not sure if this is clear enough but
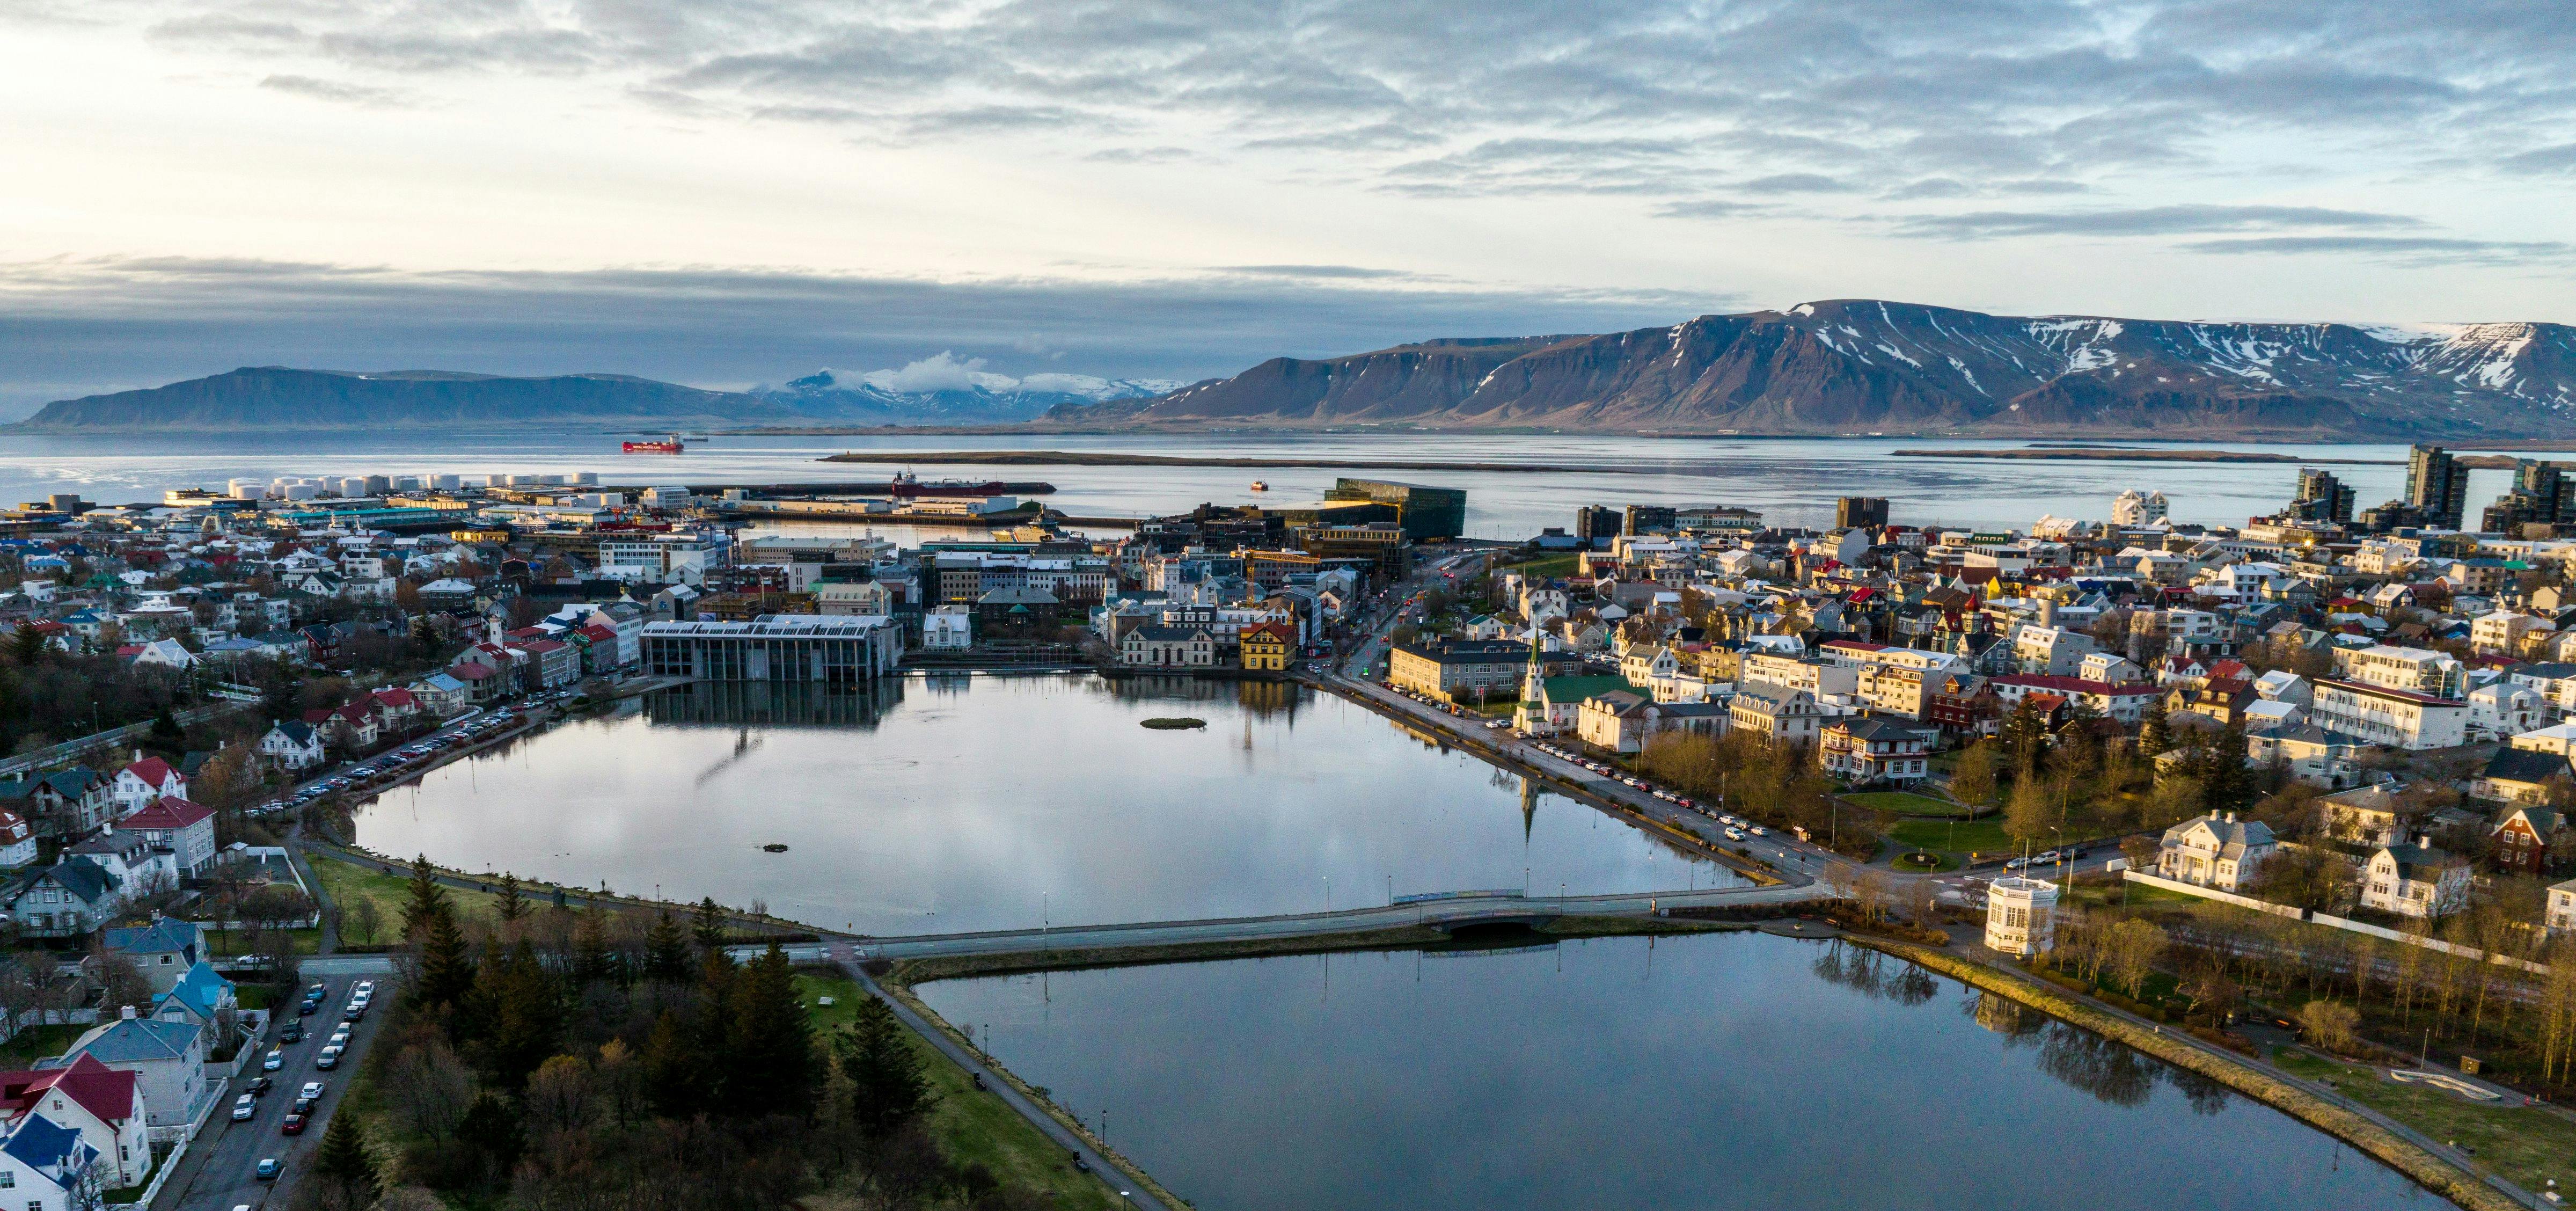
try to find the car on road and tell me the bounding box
[279,1024,304,1044]
[1725,828,1746,841]
[1748,826,1767,836]
[292,1097,316,1117]
[261,1049,283,1071]
[316,1049,340,1070]
[255,1159,281,1181]
[295,998,318,1017]
[231,1093,257,1121]
[246,1076,272,1097]
[300,1081,325,1101]
[281,1114,307,1135]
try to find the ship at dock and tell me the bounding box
[887,471,1007,498]
[623,435,685,454]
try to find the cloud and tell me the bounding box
[2176,236,2574,265]
[0,256,1728,416]
[258,74,412,107]
[856,351,1009,394]
[1736,173,1855,194]
[1211,265,1414,279]
[1655,199,1771,219]
[1898,204,2426,239]
[2502,143,2576,176]
[1085,145,1194,164]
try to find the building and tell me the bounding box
[639,615,903,683]
[2361,838,2470,918]
[2,863,118,939]
[0,1113,104,1211]
[2332,645,2466,700]
[1835,497,1890,529]
[1321,478,1464,541]
[2491,807,2566,876]
[1238,621,1293,672]
[0,1053,148,1188]
[2290,468,2357,524]
[921,605,972,651]
[1818,717,1928,785]
[2112,490,2169,526]
[101,918,201,995]
[106,757,185,818]
[2550,878,2576,937]
[0,810,32,871]
[2318,784,2407,847]
[1515,674,1634,736]
[51,1011,209,1134]
[1728,685,1823,746]
[255,720,326,771]
[2475,746,2568,805]
[1984,877,2059,958]
[1119,625,1215,669]
[2309,680,2469,750]
[2405,444,2467,530]
[2156,812,2277,892]
[1388,639,1528,704]
[109,798,217,880]
[1575,691,1726,755]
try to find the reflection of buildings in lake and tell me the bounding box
[642,679,903,729]
[1973,990,2036,1037]
[1232,679,1300,719]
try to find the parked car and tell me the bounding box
[315,1051,339,1070]
[256,1158,281,1181]
[300,1081,325,1100]
[292,1097,316,1117]
[262,1049,283,1071]
[281,1114,306,1135]
[231,1094,257,1121]
[279,1024,304,1044]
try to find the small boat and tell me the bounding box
[760,843,789,853]
[1249,480,1269,492]
[623,436,685,454]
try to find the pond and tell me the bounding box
[353,674,1741,935]
[919,931,2434,1211]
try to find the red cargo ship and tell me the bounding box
[622,436,685,454]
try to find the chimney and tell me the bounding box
[119,1004,136,1020]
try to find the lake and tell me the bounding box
[919,931,2434,1211]
[350,673,1741,935]
[0,429,2524,534]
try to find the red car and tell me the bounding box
[281,1114,308,1135]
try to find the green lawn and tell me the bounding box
[1846,791,1967,816]
[2275,1051,2576,1196]
[796,976,1123,1210]
[1890,816,2017,853]
[0,1024,78,1067]
[1892,851,1960,873]
[306,852,506,940]
[1498,553,1579,580]
[203,927,321,957]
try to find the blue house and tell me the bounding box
[0,1113,103,1211]
[102,918,202,995]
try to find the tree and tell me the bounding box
[730,942,816,1118]
[384,1036,475,1142]
[345,897,384,947]
[2138,700,2172,756]
[494,873,528,924]
[402,855,450,939]
[2296,1000,2361,1054]
[2148,775,2205,829]
[692,896,728,954]
[470,939,561,1089]
[2003,778,2053,848]
[311,1107,380,1202]
[643,910,691,984]
[2104,919,2168,998]
[9,623,47,668]
[90,952,153,1020]
[523,1054,598,1140]
[2001,698,2047,776]
[453,1092,522,1191]
[572,910,616,987]
[839,995,933,1138]
[1949,742,1999,809]
[413,901,476,1014]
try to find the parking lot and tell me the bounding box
[173,975,396,1210]
[250,692,576,819]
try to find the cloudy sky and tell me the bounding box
[3,0,2572,411]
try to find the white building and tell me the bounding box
[2309,680,2470,750]
[2331,645,2467,700]
[2361,840,2470,919]
[1984,877,2059,958]
[2112,490,2169,527]
[922,605,973,651]
[2156,812,2277,892]
[2548,878,2576,937]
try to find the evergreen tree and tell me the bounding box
[471,939,563,1089]
[2210,721,2253,811]
[643,911,691,984]
[9,623,46,667]
[312,1107,380,1199]
[839,995,932,1138]
[2002,698,2046,777]
[454,1092,523,1190]
[642,1009,703,1118]
[402,855,451,939]
[494,872,528,924]
[730,942,816,1118]
[572,910,616,987]
[692,896,729,953]
[2138,700,2172,756]
[413,900,478,1014]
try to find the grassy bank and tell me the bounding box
[1866,939,2526,1211]
[306,851,504,939]
[2275,1051,2576,1197]
[795,974,1123,1210]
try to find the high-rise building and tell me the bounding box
[1321,478,1465,541]
[1622,505,1678,535]
[2480,459,2576,534]
[2111,490,2169,526]
[2290,468,2355,524]
[1835,496,1890,529]
[1573,506,1622,545]
[2404,444,2467,529]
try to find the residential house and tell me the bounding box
[0,1114,104,1210]
[408,673,472,719]
[2361,838,2471,918]
[1728,685,1824,746]
[109,798,216,880]
[0,1054,148,1188]
[1119,626,1214,669]
[2470,681,2546,740]
[1,863,118,939]
[921,605,973,651]
[2308,680,2469,750]
[100,918,201,995]
[0,770,109,842]
[106,757,184,818]
[1238,622,1293,673]
[2548,877,2576,937]
[2318,784,2409,847]
[2167,676,2259,727]
[254,720,326,771]
[2245,724,2365,790]
[2156,811,2277,892]
[50,1010,209,1134]
[0,811,32,870]
[149,962,236,1046]
[2492,807,2567,876]
[2476,746,2570,806]
[1575,690,1726,755]
[1818,717,1929,785]
[1924,673,2002,739]
[1514,674,1635,736]
[1988,675,2163,724]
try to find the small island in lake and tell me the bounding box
[1140,717,1208,730]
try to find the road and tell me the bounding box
[171,975,394,1211]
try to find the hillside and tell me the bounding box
[15,367,784,432]
[1049,302,2576,439]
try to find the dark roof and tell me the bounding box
[2483,747,2570,785]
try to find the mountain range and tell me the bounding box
[1050,301,2576,439]
[20,301,2576,437]
[12,366,1176,431]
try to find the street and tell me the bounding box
[172,975,396,1211]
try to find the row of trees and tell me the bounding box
[1636,729,1883,857]
[319,863,1026,1211]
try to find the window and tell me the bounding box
[0,1172,13,1187]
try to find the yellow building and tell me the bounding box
[1240,622,1293,672]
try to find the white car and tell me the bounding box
[231,1093,257,1121]
[1748,826,1767,836]
[261,1049,283,1071]
[300,1081,325,1101]
[1725,827,1746,841]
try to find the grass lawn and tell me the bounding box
[1890,816,2016,853]
[306,852,506,939]
[796,975,1122,1210]
[2275,1051,2576,1195]
[203,927,321,957]
[0,1024,78,1067]
[1891,851,1961,873]
[1845,791,1966,816]
[1497,553,1579,580]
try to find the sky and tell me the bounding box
[3,0,2573,413]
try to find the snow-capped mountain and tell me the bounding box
[1053,302,2576,437]
[759,354,1180,425]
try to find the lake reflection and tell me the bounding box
[354,674,1739,935]
[921,932,2428,1211]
